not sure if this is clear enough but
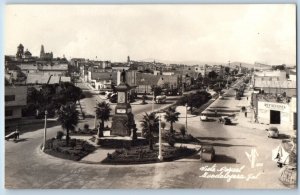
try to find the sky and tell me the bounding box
[4,4,296,65]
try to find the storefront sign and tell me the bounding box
[258,101,289,112]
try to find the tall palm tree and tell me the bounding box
[57,103,79,146]
[164,107,180,134]
[96,101,111,137]
[140,112,159,150]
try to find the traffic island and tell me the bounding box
[101,145,197,165]
[43,138,96,161]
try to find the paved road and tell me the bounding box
[5,81,288,189]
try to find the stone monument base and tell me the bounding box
[110,115,131,136]
[95,136,148,148]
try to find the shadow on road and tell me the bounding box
[196,137,246,141]
[199,141,254,148]
[276,134,291,140]
[210,106,229,109]
[213,154,237,164]
[7,138,29,143]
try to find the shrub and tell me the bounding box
[168,137,176,147]
[56,131,64,140]
[83,123,89,131]
[179,126,186,137]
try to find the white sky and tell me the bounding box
[5,4,296,65]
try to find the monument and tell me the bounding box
[110,70,135,136]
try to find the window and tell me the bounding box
[5,109,13,116]
[5,95,15,102]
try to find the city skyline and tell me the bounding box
[5,4,296,65]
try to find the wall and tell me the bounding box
[5,86,27,119]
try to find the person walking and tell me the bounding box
[245,112,247,118]
[214,110,217,117]
[14,127,20,141]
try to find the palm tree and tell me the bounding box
[96,101,111,137]
[57,103,79,146]
[164,107,180,134]
[140,112,159,150]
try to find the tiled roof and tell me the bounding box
[136,73,160,86]
[40,63,68,71]
[254,80,296,89]
[26,73,71,84]
[91,72,118,82]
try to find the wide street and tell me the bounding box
[5,81,288,189]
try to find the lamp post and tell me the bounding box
[94,100,98,129]
[157,111,163,161]
[42,110,48,151]
[152,90,154,112]
[185,103,188,130]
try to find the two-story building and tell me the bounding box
[5,85,27,120]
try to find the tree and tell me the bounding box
[140,112,159,150]
[161,121,166,131]
[187,91,212,113]
[152,86,162,101]
[224,67,230,74]
[208,71,218,80]
[96,101,111,137]
[57,103,79,146]
[213,85,222,94]
[179,126,186,137]
[164,107,180,134]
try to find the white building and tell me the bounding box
[254,95,297,132]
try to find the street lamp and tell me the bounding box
[156,111,164,161]
[152,90,155,112]
[185,103,188,131]
[42,110,48,151]
[94,100,98,129]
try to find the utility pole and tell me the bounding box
[42,110,48,151]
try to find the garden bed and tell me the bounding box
[94,137,149,148]
[101,145,196,164]
[162,131,200,144]
[44,138,96,161]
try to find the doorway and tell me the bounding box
[270,110,281,124]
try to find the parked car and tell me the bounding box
[155,95,166,103]
[200,145,215,162]
[218,116,232,125]
[200,115,208,121]
[267,127,279,138]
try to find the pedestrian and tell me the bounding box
[14,127,20,140]
[247,97,248,100]
[245,112,247,118]
[215,110,217,117]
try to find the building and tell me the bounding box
[26,73,71,85]
[40,45,53,60]
[88,71,118,90]
[252,70,296,97]
[252,93,297,132]
[38,63,68,76]
[5,86,27,120]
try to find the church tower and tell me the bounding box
[16,44,24,59]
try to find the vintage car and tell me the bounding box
[200,145,215,162]
[218,116,232,125]
[267,126,279,138]
[200,115,208,121]
[155,95,167,104]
